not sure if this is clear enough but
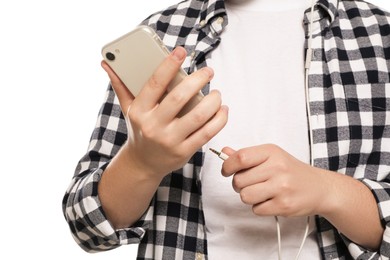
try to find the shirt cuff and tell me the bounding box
[343,178,390,258]
[70,167,153,248]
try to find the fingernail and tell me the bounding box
[172,47,186,61]
[221,105,229,113]
[202,67,214,79]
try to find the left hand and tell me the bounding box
[221,144,329,217]
[222,144,384,249]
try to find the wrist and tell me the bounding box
[121,141,168,182]
[314,169,362,219]
[312,169,383,249]
[312,169,344,217]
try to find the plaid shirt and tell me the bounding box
[63,0,390,259]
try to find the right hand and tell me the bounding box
[101,46,228,178]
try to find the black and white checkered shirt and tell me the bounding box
[63,0,390,259]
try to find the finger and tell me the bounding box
[232,167,269,193]
[181,105,229,151]
[252,200,276,216]
[156,67,214,121]
[101,60,134,113]
[243,182,293,217]
[173,89,222,139]
[222,146,270,177]
[221,147,236,157]
[135,46,187,112]
[239,183,274,207]
[252,199,283,217]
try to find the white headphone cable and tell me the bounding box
[277,0,316,259]
[275,216,311,260]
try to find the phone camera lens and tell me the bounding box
[106,52,115,61]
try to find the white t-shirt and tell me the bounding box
[201,0,321,259]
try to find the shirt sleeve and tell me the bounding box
[340,179,390,259]
[62,85,153,252]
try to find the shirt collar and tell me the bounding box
[198,0,227,28]
[317,0,339,23]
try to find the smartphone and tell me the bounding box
[101,25,203,117]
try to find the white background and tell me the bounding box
[0,0,389,259]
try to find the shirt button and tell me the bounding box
[313,49,321,59]
[216,17,224,24]
[190,51,196,59]
[195,253,203,260]
[199,20,206,27]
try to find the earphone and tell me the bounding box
[275,0,316,259]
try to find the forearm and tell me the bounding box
[318,169,383,250]
[98,142,164,229]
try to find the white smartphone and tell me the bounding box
[101,25,203,117]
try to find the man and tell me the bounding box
[63,0,390,259]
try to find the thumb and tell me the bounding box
[101,60,134,114]
[221,146,236,157]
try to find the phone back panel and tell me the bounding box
[101,25,203,117]
[102,26,184,96]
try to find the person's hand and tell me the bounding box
[221,144,329,217]
[101,46,228,178]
